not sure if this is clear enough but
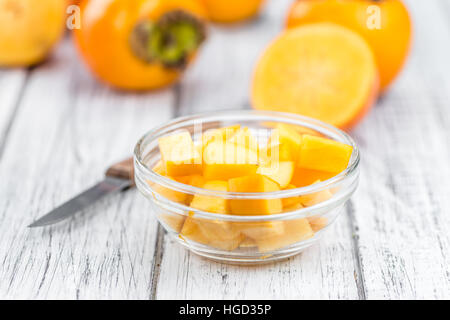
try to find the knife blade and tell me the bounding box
[28,157,135,228]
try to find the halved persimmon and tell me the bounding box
[251,23,379,130]
[286,0,412,92]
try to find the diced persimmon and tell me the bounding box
[203,141,258,180]
[189,181,228,213]
[197,219,243,251]
[307,216,328,232]
[172,173,205,190]
[150,178,190,204]
[300,189,333,206]
[258,141,281,166]
[194,143,203,163]
[185,182,243,251]
[268,124,302,162]
[239,237,257,248]
[174,174,206,188]
[173,175,192,185]
[283,202,304,212]
[299,180,333,207]
[158,131,202,176]
[227,127,259,151]
[276,124,303,151]
[228,174,283,215]
[255,218,314,253]
[291,167,336,187]
[180,216,210,246]
[180,214,244,251]
[150,161,190,204]
[208,233,245,251]
[252,23,379,130]
[152,160,166,175]
[159,212,186,233]
[235,221,285,240]
[299,135,353,173]
[256,161,295,188]
[282,184,302,208]
[201,125,241,148]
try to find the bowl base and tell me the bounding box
[169,232,321,265]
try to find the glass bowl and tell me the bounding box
[134,110,360,264]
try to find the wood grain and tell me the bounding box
[349,0,450,299]
[0,69,28,158]
[0,0,449,300]
[0,40,175,299]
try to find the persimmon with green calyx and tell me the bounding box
[74,0,207,91]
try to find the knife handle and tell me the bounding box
[106,157,135,184]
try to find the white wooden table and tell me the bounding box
[0,0,449,300]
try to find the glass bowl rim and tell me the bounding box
[134,110,360,200]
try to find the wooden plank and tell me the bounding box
[350,0,450,299]
[0,69,28,157]
[0,39,175,299]
[157,215,359,299]
[155,0,360,299]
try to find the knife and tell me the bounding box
[28,157,135,228]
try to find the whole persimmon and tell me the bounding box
[0,0,66,67]
[199,0,265,23]
[73,0,208,90]
[286,0,412,92]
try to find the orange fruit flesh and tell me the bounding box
[152,123,353,252]
[252,23,379,130]
[285,0,412,92]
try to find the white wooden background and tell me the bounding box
[0,0,449,300]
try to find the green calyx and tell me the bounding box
[130,10,206,69]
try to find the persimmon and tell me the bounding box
[0,0,66,67]
[251,23,379,130]
[199,0,265,23]
[73,0,207,90]
[286,0,412,92]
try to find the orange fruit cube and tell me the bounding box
[307,216,328,232]
[203,141,259,180]
[180,214,244,251]
[235,221,285,241]
[298,135,353,173]
[257,161,295,188]
[159,212,186,233]
[227,127,259,151]
[228,174,283,215]
[189,181,229,213]
[268,124,303,162]
[201,125,241,149]
[255,218,314,253]
[299,180,333,207]
[291,167,336,187]
[281,184,302,209]
[158,131,202,177]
